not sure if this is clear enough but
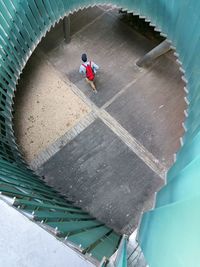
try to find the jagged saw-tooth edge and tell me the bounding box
[8,2,189,213]
[13,2,93,86]
[160,33,167,38]
[179,67,185,74]
[126,10,134,14]
[182,122,187,132]
[176,59,183,66]
[180,137,184,147]
[154,27,161,32]
[184,86,189,94]
[182,75,188,84]
[184,96,190,105]
[173,153,177,163]
[184,109,188,117]
[174,51,179,57]
[138,13,147,19]
[149,22,156,27]
[121,8,128,12]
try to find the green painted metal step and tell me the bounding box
[67,226,112,250]
[33,210,92,221]
[47,220,103,236]
[89,232,121,261]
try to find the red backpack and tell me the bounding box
[82,61,95,81]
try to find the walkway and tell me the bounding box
[14,6,186,234]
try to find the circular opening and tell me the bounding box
[13,6,186,234]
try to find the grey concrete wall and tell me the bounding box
[0,198,94,267]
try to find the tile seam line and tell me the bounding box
[101,78,139,109]
[101,56,172,109]
[37,8,108,55]
[37,46,163,113]
[70,7,116,38]
[37,49,167,179]
[30,112,97,171]
[63,86,167,179]
[98,110,166,180]
[101,60,159,110]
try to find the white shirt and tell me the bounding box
[79,61,99,75]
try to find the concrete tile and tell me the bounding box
[106,55,186,168]
[70,7,105,35]
[39,119,163,233]
[45,11,155,107]
[38,7,104,53]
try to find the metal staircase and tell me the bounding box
[0,160,121,264]
[0,0,199,266]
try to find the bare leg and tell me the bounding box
[85,78,97,92]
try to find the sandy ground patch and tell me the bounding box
[14,51,90,163]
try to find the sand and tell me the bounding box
[14,51,90,163]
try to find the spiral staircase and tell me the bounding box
[0,0,199,266]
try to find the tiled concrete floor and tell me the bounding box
[38,119,163,233]
[16,7,186,234]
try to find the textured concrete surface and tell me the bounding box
[44,9,155,107]
[14,7,186,234]
[31,112,97,170]
[106,54,185,168]
[39,6,185,168]
[38,119,163,233]
[38,7,104,53]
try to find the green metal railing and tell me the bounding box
[0,0,199,266]
[0,1,122,263]
[0,157,121,262]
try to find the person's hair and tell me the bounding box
[81,53,87,62]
